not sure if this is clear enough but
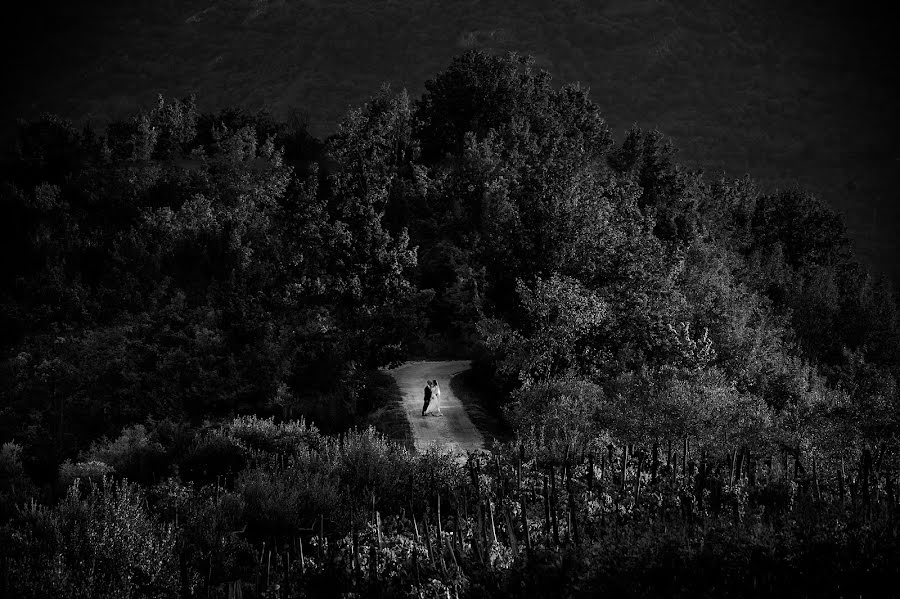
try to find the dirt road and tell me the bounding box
[385,360,485,456]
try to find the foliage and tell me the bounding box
[1,49,899,597]
[1,478,179,599]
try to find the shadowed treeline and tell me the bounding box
[0,50,898,597]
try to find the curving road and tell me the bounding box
[385,360,485,456]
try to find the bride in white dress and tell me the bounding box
[426,379,443,416]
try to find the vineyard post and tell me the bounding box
[812,456,822,504]
[838,456,845,506]
[542,475,551,543]
[652,441,659,483]
[298,537,305,576]
[319,516,324,562]
[671,451,678,485]
[587,453,594,493]
[862,448,872,516]
[369,543,378,585]
[518,447,531,551]
[376,511,383,549]
[634,452,644,499]
[352,511,360,586]
[550,467,560,547]
[423,510,435,565]
[667,439,673,469]
[563,461,571,544]
[607,444,614,483]
[475,502,485,563]
[566,459,578,545]
[284,551,290,599]
[488,498,498,545]
[503,506,519,554]
[748,452,756,486]
[435,498,447,572]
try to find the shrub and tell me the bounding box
[0,441,36,520]
[1,478,179,599]
[177,432,246,484]
[58,460,114,489]
[237,465,342,539]
[225,415,323,455]
[80,424,169,484]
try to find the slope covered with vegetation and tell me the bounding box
[6,0,897,282]
[0,51,898,597]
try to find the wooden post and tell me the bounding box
[549,468,560,547]
[376,511,383,549]
[352,516,360,583]
[748,452,756,486]
[812,456,821,503]
[542,475,551,543]
[435,498,446,571]
[454,504,466,557]
[634,452,644,499]
[730,448,739,485]
[495,453,504,501]
[620,445,628,492]
[503,507,519,554]
[667,439,673,468]
[298,537,305,575]
[838,457,845,505]
[423,510,434,564]
[607,444,614,482]
[862,448,872,515]
[587,453,594,493]
[682,438,688,478]
[651,442,659,483]
[488,499,498,545]
[566,460,578,545]
[319,516,324,561]
[475,503,485,563]
[672,451,678,484]
[518,448,531,551]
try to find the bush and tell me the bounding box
[58,460,114,489]
[177,432,246,484]
[237,466,342,539]
[225,415,323,455]
[80,424,169,484]
[1,478,179,599]
[0,441,36,520]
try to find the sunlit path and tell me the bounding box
[386,360,485,456]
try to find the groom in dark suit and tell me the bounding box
[422,381,432,416]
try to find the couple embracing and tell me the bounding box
[421,379,442,416]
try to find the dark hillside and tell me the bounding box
[3,0,897,279]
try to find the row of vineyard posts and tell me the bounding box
[185,439,896,598]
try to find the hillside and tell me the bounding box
[4,0,898,280]
[1,47,898,598]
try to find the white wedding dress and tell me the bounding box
[425,384,443,416]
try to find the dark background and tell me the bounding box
[3,0,897,280]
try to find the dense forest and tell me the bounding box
[1,51,898,597]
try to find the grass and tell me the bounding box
[450,368,514,447]
[357,370,414,450]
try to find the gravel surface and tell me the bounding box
[385,360,485,457]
